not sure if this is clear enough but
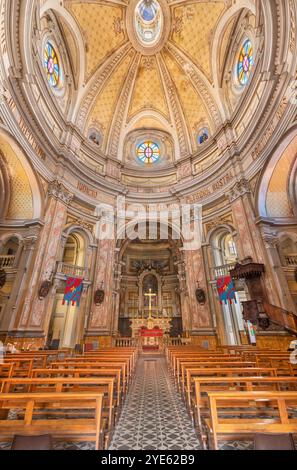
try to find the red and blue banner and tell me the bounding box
[216,275,236,305]
[62,277,83,306]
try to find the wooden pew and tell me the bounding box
[0,364,14,381]
[1,377,116,433]
[0,392,104,450]
[50,361,129,393]
[178,361,256,390]
[193,376,297,435]
[3,358,34,377]
[205,391,297,450]
[30,368,123,406]
[184,367,278,409]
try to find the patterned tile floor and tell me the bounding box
[109,354,201,450]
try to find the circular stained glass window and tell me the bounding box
[44,42,60,88]
[237,39,254,86]
[137,141,160,164]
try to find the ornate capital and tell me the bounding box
[48,180,74,205]
[228,178,251,203]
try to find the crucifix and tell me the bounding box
[144,288,157,320]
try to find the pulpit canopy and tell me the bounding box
[230,258,265,280]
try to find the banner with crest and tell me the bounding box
[216,275,236,305]
[62,277,84,306]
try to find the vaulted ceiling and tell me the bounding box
[54,0,253,159]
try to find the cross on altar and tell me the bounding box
[144,288,157,319]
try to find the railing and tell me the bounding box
[56,262,88,279]
[284,255,297,267]
[113,338,137,347]
[0,255,15,268]
[211,263,236,279]
[263,302,297,335]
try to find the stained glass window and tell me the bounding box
[44,42,60,88]
[237,39,254,86]
[197,128,209,145]
[137,141,160,164]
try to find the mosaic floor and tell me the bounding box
[109,354,201,450]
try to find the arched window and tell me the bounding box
[62,234,85,267]
[43,42,60,88]
[237,39,254,86]
[197,128,209,145]
[137,140,160,165]
[88,128,102,147]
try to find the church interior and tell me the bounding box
[0,0,297,452]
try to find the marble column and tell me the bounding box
[88,210,116,334]
[183,247,212,331]
[176,258,191,332]
[11,181,73,338]
[4,235,38,332]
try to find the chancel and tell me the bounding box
[0,0,297,454]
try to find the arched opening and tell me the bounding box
[117,225,183,343]
[210,227,246,345]
[277,235,297,310]
[47,232,86,349]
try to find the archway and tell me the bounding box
[116,229,183,340]
[209,226,246,345]
[47,232,87,349]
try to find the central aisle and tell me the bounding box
[109,354,201,450]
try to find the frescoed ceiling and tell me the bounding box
[57,0,251,158]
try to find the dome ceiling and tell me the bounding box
[57,0,250,160]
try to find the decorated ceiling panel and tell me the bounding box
[86,52,135,148]
[171,1,226,83]
[163,50,211,147]
[65,1,127,81]
[128,56,170,121]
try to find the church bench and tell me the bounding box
[184,367,278,410]
[219,346,281,355]
[51,359,130,387]
[80,353,135,375]
[0,377,116,432]
[30,368,123,406]
[50,361,129,393]
[193,376,297,434]
[0,364,14,380]
[204,391,297,450]
[0,392,105,450]
[83,348,138,368]
[178,361,257,390]
[172,354,246,377]
[254,356,297,375]
[3,351,69,368]
[3,358,35,377]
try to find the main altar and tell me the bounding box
[130,289,172,349]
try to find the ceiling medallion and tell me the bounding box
[126,0,171,55]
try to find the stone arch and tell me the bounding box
[212,0,257,111]
[0,130,43,220]
[256,128,297,218]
